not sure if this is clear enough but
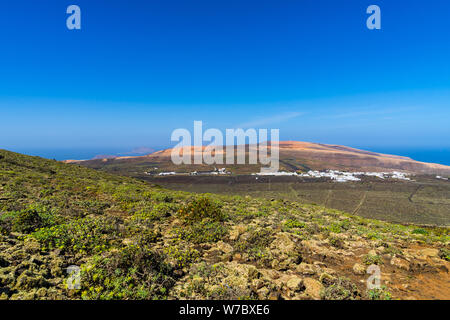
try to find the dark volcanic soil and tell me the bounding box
[138,175,450,227]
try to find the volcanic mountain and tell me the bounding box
[65,141,450,176]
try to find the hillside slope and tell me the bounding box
[1,149,449,300]
[68,141,450,175]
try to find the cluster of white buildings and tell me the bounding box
[151,168,231,176]
[299,170,363,182]
[253,171,299,177]
[190,168,231,175]
[436,175,449,181]
[158,171,176,176]
[148,168,425,182]
[253,170,413,182]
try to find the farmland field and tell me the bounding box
[137,174,450,226]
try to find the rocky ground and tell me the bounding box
[1,197,449,300]
[166,206,450,300]
[0,149,449,300]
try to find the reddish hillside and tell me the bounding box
[65,141,450,175]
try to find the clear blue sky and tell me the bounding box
[0,1,449,161]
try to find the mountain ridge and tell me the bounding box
[64,141,450,175]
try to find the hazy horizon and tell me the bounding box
[5,144,450,167]
[1,1,449,164]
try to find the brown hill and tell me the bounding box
[65,141,450,175]
[276,141,450,174]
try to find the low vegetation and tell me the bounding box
[0,149,449,300]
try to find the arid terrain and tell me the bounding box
[67,141,450,175]
[68,141,450,227]
[0,149,449,300]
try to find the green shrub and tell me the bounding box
[178,196,224,223]
[412,228,428,235]
[164,245,200,269]
[326,220,351,234]
[235,228,273,252]
[439,248,450,261]
[133,202,179,222]
[136,230,161,245]
[151,202,178,218]
[284,219,305,229]
[81,245,175,300]
[32,217,118,254]
[174,219,228,244]
[150,191,174,203]
[0,206,58,234]
[329,236,345,249]
[365,232,382,240]
[234,228,274,264]
[327,223,342,234]
[112,185,146,205]
[367,286,392,300]
[321,277,361,300]
[363,254,383,265]
[0,214,13,235]
[383,245,403,256]
[124,218,161,244]
[13,209,43,233]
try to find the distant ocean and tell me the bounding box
[360,147,450,166]
[5,147,450,167]
[7,148,143,162]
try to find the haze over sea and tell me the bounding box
[1,2,450,168]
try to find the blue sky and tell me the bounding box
[0,1,449,161]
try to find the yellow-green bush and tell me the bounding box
[32,217,118,254]
[178,196,224,223]
[81,245,175,300]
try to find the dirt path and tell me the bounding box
[324,189,333,207]
[408,185,422,203]
[352,191,367,215]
